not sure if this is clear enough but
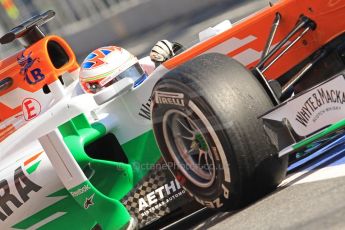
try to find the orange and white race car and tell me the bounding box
[0,0,345,229]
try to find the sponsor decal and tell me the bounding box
[155,91,185,106]
[84,194,95,209]
[138,179,184,216]
[22,98,41,121]
[0,166,42,221]
[17,52,45,85]
[138,98,151,120]
[70,185,91,197]
[295,88,345,127]
[263,75,345,136]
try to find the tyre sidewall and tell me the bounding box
[152,81,237,209]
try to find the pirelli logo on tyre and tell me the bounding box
[155,91,185,106]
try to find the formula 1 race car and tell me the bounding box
[1,0,345,229]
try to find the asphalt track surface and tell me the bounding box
[162,134,345,230]
[118,1,345,229]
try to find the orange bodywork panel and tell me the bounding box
[164,0,345,80]
[0,35,79,141]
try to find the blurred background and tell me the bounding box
[0,0,269,60]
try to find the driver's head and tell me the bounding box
[79,46,146,94]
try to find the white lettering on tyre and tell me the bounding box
[193,197,224,209]
[155,91,185,106]
[188,183,229,208]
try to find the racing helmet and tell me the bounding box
[79,46,147,94]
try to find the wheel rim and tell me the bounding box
[162,109,216,188]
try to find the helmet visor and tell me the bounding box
[86,63,146,94]
[104,62,146,88]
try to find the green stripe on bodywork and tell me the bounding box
[26,160,41,174]
[121,129,162,184]
[293,118,345,150]
[13,189,97,229]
